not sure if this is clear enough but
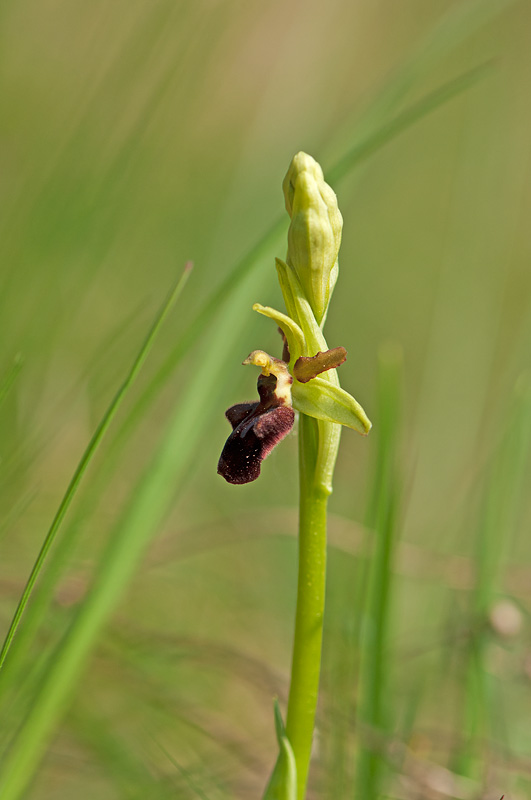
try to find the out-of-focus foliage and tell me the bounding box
[1,0,531,797]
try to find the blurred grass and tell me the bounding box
[1,0,531,798]
[354,343,403,800]
[0,263,191,678]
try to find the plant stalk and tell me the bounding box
[285,413,329,800]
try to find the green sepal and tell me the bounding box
[252,303,305,365]
[262,699,297,800]
[316,418,341,495]
[275,258,299,329]
[319,260,338,329]
[275,258,327,356]
[293,377,372,434]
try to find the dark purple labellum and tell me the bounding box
[217,373,294,485]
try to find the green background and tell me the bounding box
[1,0,531,797]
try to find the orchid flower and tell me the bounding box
[218,151,371,489]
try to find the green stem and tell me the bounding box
[285,413,329,800]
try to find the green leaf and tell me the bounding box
[262,700,297,800]
[293,376,371,434]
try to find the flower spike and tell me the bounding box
[218,151,371,487]
[218,152,372,800]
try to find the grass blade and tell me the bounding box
[355,343,403,800]
[0,354,23,410]
[328,62,491,185]
[0,262,192,674]
[458,374,531,779]
[0,262,272,798]
[329,0,519,169]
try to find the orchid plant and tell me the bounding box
[218,152,371,800]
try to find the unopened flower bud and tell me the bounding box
[282,152,343,324]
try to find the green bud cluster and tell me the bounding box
[282,152,343,325]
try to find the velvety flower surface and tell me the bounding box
[218,370,295,485]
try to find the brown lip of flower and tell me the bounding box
[217,343,353,485]
[217,372,295,485]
